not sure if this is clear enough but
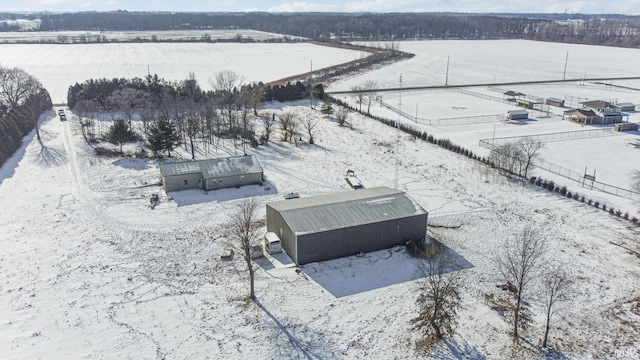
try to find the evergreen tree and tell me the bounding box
[146,117,181,157]
[103,119,138,155]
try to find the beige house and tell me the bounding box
[159,155,263,193]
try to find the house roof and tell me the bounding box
[508,109,529,115]
[564,108,599,117]
[616,102,635,107]
[547,97,564,103]
[267,187,428,235]
[159,155,263,179]
[504,90,524,96]
[580,100,613,109]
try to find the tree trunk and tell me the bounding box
[543,307,551,347]
[190,137,195,160]
[249,266,255,300]
[513,293,521,338]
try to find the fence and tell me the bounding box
[421,114,506,126]
[479,133,639,200]
[479,127,617,147]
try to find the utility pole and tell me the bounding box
[563,51,569,80]
[445,56,450,86]
[309,60,313,108]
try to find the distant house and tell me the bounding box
[159,155,263,193]
[579,100,619,114]
[562,108,603,125]
[507,109,529,120]
[266,187,428,265]
[546,97,565,107]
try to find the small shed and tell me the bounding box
[266,187,428,265]
[507,109,529,120]
[159,155,263,193]
[546,97,565,107]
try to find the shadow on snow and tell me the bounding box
[303,240,473,298]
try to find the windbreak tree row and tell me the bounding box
[68,72,324,158]
[0,66,51,167]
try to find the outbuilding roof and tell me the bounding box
[508,109,529,115]
[564,108,599,117]
[159,155,262,178]
[580,100,613,109]
[267,187,427,235]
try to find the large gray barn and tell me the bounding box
[159,155,263,192]
[266,187,428,265]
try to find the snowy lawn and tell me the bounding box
[1,99,638,359]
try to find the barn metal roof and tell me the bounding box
[159,155,262,178]
[267,187,428,235]
[507,109,529,115]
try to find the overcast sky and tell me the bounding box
[2,0,639,15]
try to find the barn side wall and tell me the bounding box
[163,173,204,192]
[205,172,263,190]
[266,204,298,263]
[295,214,428,265]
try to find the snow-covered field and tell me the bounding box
[0,42,366,104]
[0,39,639,359]
[0,29,298,43]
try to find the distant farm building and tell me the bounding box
[503,90,524,101]
[159,155,263,192]
[546,97,565,107]
[266,187,428,265]
[562,108,603,125]
[579,100,619,114]
[507,109,529,120]
[516,99,540,109]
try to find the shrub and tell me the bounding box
[602,204,607,212]
[559,186,567,196]
[529,176,537,184]
[632,217,639,225]
[566,191,572,199]
[536,177,543,186]
[624,212,629,220]
[615,209,622,217]
[573,193,579,200]
[588,199,593,205]
[546,181,555,191]
[593,201,599,208]
[609,208,615,215]
[580,195,585,202]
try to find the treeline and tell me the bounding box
[0,66,52,167]
[67,73,323,158]
[3,11,638,48]
[67,75,323,110]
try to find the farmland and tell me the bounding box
[0,37,639,359]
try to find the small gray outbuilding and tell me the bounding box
[266,187,428,265]
[507,109,529,120]
[159,155,263,193]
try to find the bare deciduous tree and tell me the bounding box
[210,70,244,130]
[302,113,319,144]
[516,137,543,179]
[496,225,547,339]
[225,198,262,300]
[351,85,365,112]
[262,113,275,144]
[361,80,378,115]
[279,111,296,142]
[411,251,464,341]
[541,264,573,348]
[0,66,43,109]
[335,107,349,127]
[631,169,640,193]
[490,142,523,176]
